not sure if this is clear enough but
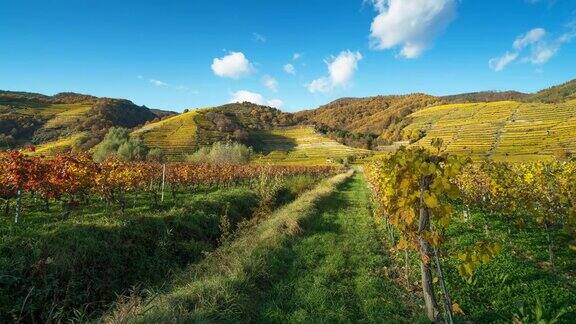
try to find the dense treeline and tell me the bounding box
[528,79,576,103]
[442,90,529,103]
[314,124,378,149]
[0,113,43,147]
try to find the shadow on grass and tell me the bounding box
[0,189,260,323]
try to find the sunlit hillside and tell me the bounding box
[254,126,369,165]
[134,110,199,158]
[403,99,576,161]
[32,132,87,155]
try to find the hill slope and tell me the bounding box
[528,79,576,103]
[0,91,163,153]
[253,126,369,165]
[403,99,576,161]
[3,78,576,161]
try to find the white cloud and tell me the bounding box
[149,79,168,87]
[306,77,332,94]
[489,24,575,71]
[293,53,302,60]
[513,28,546,50]
[530,44,557,64]
[229,90,283,108]
[267,99,284,108]
[252,32,266,42]
[262,75,278,92]
[138,76,196,93]
[328,50,363,87]
[306,50,363,93]
[368,0,456,58]
[211,52,254,79]
[489,52,519,72]
[283,63,296,75]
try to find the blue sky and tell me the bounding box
[1,0,575,112]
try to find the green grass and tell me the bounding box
[105,171,420,323]
[104,170,358,322]
[254,126,370,165]
[0,173,325,322]
[254,171,414,323]
[0,187,259,322]
[440,207,576,323]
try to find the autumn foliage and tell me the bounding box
[0,150,340,217]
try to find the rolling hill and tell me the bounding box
[0,90,171,153]
[134,102,297,159]
[295,79,576,161]
[2,78,575,162]
[133,102,368,163]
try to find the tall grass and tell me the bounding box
[104,170,354,323]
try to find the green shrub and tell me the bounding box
[187,141,253,164]
[93,127,158,162]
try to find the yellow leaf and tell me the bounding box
[452,303,465,315]
[433,277,439,284]
[463,263,474,277]
[424,192,439,209]
[569,244,576,252]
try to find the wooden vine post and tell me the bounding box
[417,172,440,321]
[161,163,166,203]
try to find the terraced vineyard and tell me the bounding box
[254,126,370,165]
[403,99,576,161]
[33,132,87,155]
[134,110,199,158]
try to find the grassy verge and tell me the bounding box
[0,174,323,322]
[105,170,355,323]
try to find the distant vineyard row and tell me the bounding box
[0,150,340,222]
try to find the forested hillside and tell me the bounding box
[528,79,576,103]
[0,91,170,153]
[295,94,445,148]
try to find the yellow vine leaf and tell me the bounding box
[424,192,439,209]
[452,303,465,315]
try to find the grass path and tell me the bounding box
[256,172,413,322]
[107,172,415,323]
